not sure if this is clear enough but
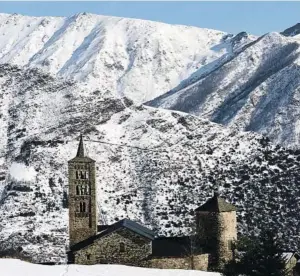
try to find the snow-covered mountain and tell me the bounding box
[0,12,255,103]
[3,12,300,149]
[148,28,300,148]
[1,64,300,262]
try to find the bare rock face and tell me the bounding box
[0,64,300,262]
[281,23,300,37]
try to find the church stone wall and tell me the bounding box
[196,211,219,248]
[68,160,97,247]
[148,254,209,270]
[73,228,152,266]
[217,211,237,264]
[196,211,237,268]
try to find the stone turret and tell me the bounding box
[195,192,237,268]
[68,135,97,247]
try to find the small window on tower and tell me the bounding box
[119,242,125,253]
[75,171,79,179]
[80,185,85,195]
[84,185,89,195]
[87,254,91,260]
[80,171,86,179]
[76,186,80,195]
[80,202,86,213]
[228,240,232,250]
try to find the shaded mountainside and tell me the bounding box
[147,32,300,148]
[0,12,256,103]
[281,23,300,37]
[0,65,300,262]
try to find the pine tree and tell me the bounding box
[223,230,288,276]
[250,230,286,276]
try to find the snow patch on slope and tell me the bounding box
[9,163,37,182]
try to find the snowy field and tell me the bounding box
[1,259,221,276]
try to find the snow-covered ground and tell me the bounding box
[0,259,221,276]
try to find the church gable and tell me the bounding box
[71,225,152,265]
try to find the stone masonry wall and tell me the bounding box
[74,228,152,266]
[196,211,219,252]
[148,254,209,270]
[68,160,97,247]
[217,211,237,264]
[196,211,237,268]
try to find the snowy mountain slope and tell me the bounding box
[0,13,256,103]
[1,259,221,276]
[148,31,300,148]
[5,12,300,149]
[1,65,300,262]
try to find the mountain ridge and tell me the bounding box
[0,64,300,262]
[148,31,300,148]
[0,12,257,103]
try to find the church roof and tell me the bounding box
[76,134,85,157]
[114,218,155,240]
[68,134,95,163]
[195,192,236,213]
[69,219,155,252]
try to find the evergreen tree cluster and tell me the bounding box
[223,230,289,276]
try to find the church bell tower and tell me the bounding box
[68,135,97,247]
[195,192,237,269]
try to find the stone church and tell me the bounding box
[67,136,237,270]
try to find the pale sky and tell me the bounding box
[0,2,299,35]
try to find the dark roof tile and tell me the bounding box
[68,135,95,163]
[195,193,236,212]
[70,219,155,252]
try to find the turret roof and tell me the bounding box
[68,135,95,163]
[195,192,236,212]
[76,134,85,157]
